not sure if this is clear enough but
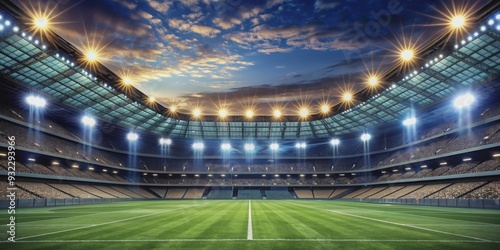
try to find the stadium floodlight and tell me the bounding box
[35,17,48,29]
[342,92,353,102]
[368,76,378,87]
[192,108,202,118]
[299,108,309,118]
[127,132,139,141]
[219,109,228,118]
[453,93,475,109]
[245,109,254,118]
[159,138,172,145]
[450,15,465,29]
[273,109,282,118]
[295,142,306,149]
[192,142,204,150]
[221,143,231,150]
[400,49,414,61]
[360,133,371,142]
[244,143,255,151]
[81,115,96,127]
[402,117,417,126]
[320,104,330,113]
[330,138,340,146]
[26,95,47,108]
[270,143,279,150]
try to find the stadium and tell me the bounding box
[0,0,499,249]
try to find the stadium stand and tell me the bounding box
[237,189,262,199]
[293,188,314,198]
[401,184,451,199]
[48,183,99,198]
[463,181,500,199]
[184,188,205,199]
[149,187,167,198]
[264,189,294,199]
[313,189,334,198]
[206,189,233,199]
[166,188,187,199]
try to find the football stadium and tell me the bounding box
[0,0,500,249]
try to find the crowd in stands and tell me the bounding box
[427,182,486,199]
[463,181,500,199]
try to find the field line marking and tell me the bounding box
[286,202,491,242]
[14,205,157,226]
[247,200,253,240]
[13,202,209,241]
[312,201,500,226]
[8,239,500,243]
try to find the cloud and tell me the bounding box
[190,24,221,38]
[258,47,293,54]
[146,0,171,12]
[112,0,137,10]
[173,74,358,114]
[276,65,286,69]
[213,17,242,29]
[314,0,340,11]
[137,10,153,20]
[169,18,221,38]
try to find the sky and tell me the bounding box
[14,0,490,115]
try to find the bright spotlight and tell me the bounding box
[127,132,139,141]
[401,49,414,61]
[402,117,417,126]
[192,108,202,118]
[246,109,254,118]
[148,96,156,103]
[123,77,133,85]
[270,143,279,150]
[170,106,177,112]
[453,93,475,109]
[221,143,231,150]
[360,133,371,142]
[192,142,204,150]
[299,108,309,118]
[159,138,172,145]
[26,95,47,108]
[330,138,340,146]
[81,115,96,127]
[342,92,353,102]
[244,143,255,151]
[368,76,378,87]
[451,15,465,29]
[35,17,48,29]
[273,109,282,118]
[85,50,98,62]
[295,142,306,149]
[320,104,330,113]
[219,109,228,118]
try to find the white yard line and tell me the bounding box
[10,239,500,243]
[14,203,207,241]
[286,202,492,242]
[247,200,253,240]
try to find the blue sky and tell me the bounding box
[15,0,490,114]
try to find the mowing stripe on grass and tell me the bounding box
[322,201,500,226]
[13,202,209,241]
[247,200,253,240]
[287,202,492,242]
[11,239,500,243]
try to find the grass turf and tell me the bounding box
[1,200,499,249]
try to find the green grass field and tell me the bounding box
[1,200,500,249]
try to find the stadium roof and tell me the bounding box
[0,1,499,139]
